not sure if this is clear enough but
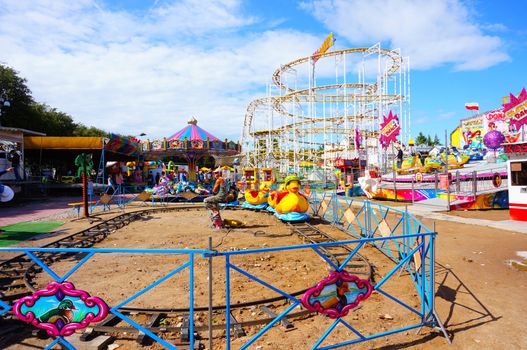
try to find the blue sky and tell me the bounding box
[0,0,525,141]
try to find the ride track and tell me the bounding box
[242,45,410,170]
[0,204,373,348]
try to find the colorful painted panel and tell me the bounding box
[483,110,521,143]
[13,282,109,337]
[302,270,372,319]
[449,190,509,210]
[104,134,140,156]
[461,116,484,149]
[169,139,184,149]
[365,188,438,202]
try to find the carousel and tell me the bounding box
[141,117,241,180]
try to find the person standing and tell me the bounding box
[8,150,22,181]
[107,175,116,194]
[396,147,403,169]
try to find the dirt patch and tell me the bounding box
[2,203,527,349]
[4,208,423,349]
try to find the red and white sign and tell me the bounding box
[504,143,527,154]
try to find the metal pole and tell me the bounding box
[444,130,450,211]
[392,143,397,202]
[434,172,438,195]
[473,171,477,198]
[431,221,436,313]
[208,236,213,350]
[411,178,415,205]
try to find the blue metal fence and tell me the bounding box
[0,247,207,350]
[0,194,448,349]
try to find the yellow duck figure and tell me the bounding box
[267,184,285,209]
[244,182,270,205]
[275,175,309,214]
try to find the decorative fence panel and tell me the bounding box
[0,195,448,349]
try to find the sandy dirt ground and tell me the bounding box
[1,202,527,350]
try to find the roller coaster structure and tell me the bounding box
[241,43,411,178]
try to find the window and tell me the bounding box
[511,161,527,186]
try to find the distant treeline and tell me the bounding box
[0,64,108,136]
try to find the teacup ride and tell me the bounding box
[421,156,442,173]
[274,175,310,222]
[440,153,469,169]
[395,156,422,175]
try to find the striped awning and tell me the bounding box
[167,117,219,141]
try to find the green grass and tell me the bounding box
[0,222,65,247]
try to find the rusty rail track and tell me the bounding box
[0,204,373,348]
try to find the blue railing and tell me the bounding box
[0,247,208,350]
[220,231,438,349]
[0,194,447,349]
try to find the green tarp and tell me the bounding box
[0,221,65,247]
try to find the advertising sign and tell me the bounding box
[503,87,527,130]
[379,111,400,149]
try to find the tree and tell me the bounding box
[426,135,433,146]
[415,132,427,145]
[0,64,35,128]
[72,124,108,137]
[433,134,441,145]
[1,63,110,136]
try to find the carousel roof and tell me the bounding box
[167,117,219,141]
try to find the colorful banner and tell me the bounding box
[379,111,400,149]
[354,127,361,149]
[483,109,521,143]
[312,32,334,64]
[104,134,139,156]
[503,87,527,130]
[461,116,484,148]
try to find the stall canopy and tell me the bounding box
[24,136,140,184]
[24,135,139,157]
[25,136,103,150]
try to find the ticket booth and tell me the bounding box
[504,142,527,221]
[334,158,367,196]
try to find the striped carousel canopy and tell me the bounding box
[167,117,219,141]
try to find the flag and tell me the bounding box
[465,102,479,111]
[354,127,361,149]
[311,32,334,64]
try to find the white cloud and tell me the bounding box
[0,0,320,140]
[302,0,509,70]
[146,0,257,37]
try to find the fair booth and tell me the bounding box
[504,141,527,221]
